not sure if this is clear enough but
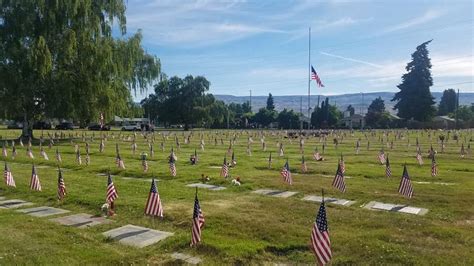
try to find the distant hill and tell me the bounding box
[215,92,474,115]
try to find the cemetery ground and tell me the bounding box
[0,128,473,264]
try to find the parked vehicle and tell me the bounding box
[55,122,74,130]
[140,123,155,132]
[7,122,23,129]
[121,124,140,131]
[88,123,110,131]
[33,121,52,129]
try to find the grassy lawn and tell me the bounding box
[0,128,473,264]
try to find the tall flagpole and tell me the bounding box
[307,27,311,129]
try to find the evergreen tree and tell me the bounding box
[266,93,275,110]
[346,105,355,116]
[392,40,435,121]
[438,89,457,115]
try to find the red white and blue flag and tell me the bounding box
[106,174,118,203]
[144,179,163,217]
[311,65,325,87]
[310,199,332,265]
[190,192,205,246]
[398,165,414,198]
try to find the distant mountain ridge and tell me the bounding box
[215,92,474,115]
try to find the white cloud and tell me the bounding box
[382,9,443,33]
[320,51,383,68]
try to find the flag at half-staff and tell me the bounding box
[190,189,205,247]
[431,154,438,177]
[144,178,163,217]
[220,156,229,178]
[57,167,66,200]
[301,155,308,173]
[385,155,392,178]
[311,65,325,87]
[332,163,346,192]
[30,164,42,191]
[280,159,292,185]
[398,165,414,198]
[4,162,16,187]
[55,148,62,163]
[169,151,177,177]
[310,193,332,265]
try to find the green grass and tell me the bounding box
[0,128,473,264]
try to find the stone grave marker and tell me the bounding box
[17,206,70,217]
[302,195,356,206]
[0,199,34,209]
[103,224,173,248]
[363,201,428,215]
[50,213,111,228]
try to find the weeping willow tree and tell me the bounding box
[0,0,160,138]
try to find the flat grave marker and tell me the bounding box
[103,224,173,248]
[171,253,202,265]
[253,189,298,198]
[302,195,356,206]
[50,213,111,228]
[17,206,70,217]
[363,201,428,215]
[186,183,226,191]
[0,199,34,209]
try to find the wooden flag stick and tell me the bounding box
[322,188,325,203]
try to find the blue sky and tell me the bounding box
[124,0,473,100]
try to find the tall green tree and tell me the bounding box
[277,109,300,129]
[346,105,355,116]
[438,88,457,115]
[392,40,435,121]
[149,75,210,130]
[311,98,341,128]
[365,97,391,128]
[0,1,160,138]
[253,108,277,127]
[266,93,275,110]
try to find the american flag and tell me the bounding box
[169,154,177,177]
[142,158,149,172]
[2,143,7,157]
[57,168,66,200]
[231,151,237,166]
[4,162,16,187]
[30,165,42,191]
[280,160,292,185]
[85,152,90,166]
[398,165,414,198]
[190,193,205,246]
[27,147,34,159]
[311,65,325,87]
[55,148,62,162]
[332,163,346,192]
[144,179,163,217]
[76,149,82,165]
[106,173,118,203]
[416,152,423,165]
[99,112,105,127]
[310,200,332,265]
[378,150,386,165]
[385,156,392,178]
[116,154,125,169]
[301,156,308,173]
[220,157,229,177]
[431,155,438,177]
[99,140,105,153]
[40,145,49,160]
[339,155,346,174]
